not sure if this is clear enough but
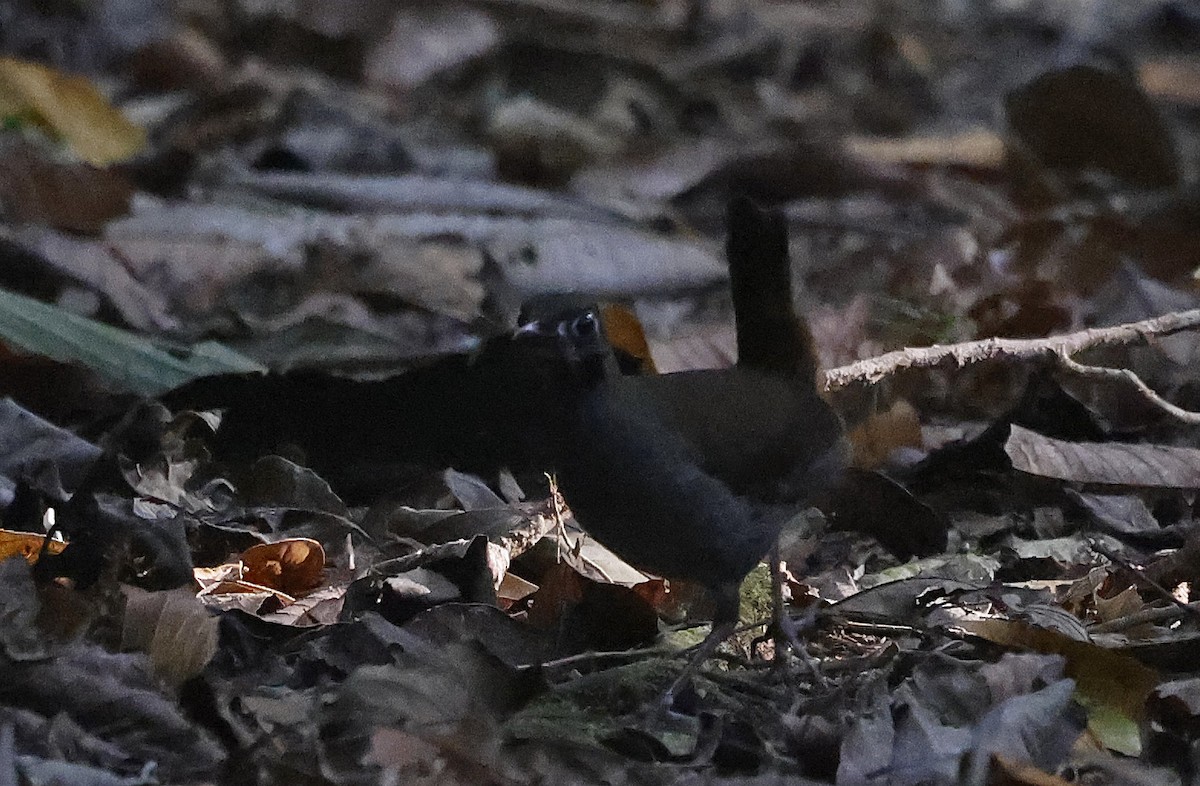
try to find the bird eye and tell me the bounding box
[570,313,598,338]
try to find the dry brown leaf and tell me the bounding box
[194,538,327,613]
[258,583,348,627]
[1093,586,1146,627]
[198,588,279,615]
[192,563,244,591]
[961,618,1159,714]
[0,145,132,233]
[241,539,326,597]
[1060,567,1111,617]
[544,522,648,587]
[1006,425,1200,488]
[647,322,737,374]
[0,57,145,165]
[497,572,538,606]
[524,561,584,630]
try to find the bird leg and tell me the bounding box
[659,581,741,710]
[657,553,826,713]
[769,542,826,687]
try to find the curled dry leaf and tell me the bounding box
[544,521,648,588]
[258,583,348,627]
[497,571,538,606]
[241,538,326,597]
[1093,586,1147,629]
[194,536,328,614]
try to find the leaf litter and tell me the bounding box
[1,0,1200,783]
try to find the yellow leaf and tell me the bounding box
[0,528,66,564]
[0,57,145,165]
[961,618,1157,755]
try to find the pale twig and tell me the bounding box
[1089,600,1200,634]
[823,308,1200,424]
[1054,352,1200,425]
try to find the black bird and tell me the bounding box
[509,200,860,694]
[162,200,848,512]
[520,198,846,506]
[513,308,819,700]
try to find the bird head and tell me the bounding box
[513,307,613,388]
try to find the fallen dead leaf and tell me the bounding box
[497,571,538,607]
[121,585,219,687]
[258,582,348,627]
[0,143,132,233]
[961,617,1158,755]
[0,57,146,165]
[241,538,326,597]
[1006,425,1200,488]
[0,529,66,564]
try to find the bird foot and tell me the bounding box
[647,618,738,717]
[770,605,828,689]
[652,684,688,719]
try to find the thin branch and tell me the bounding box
[1055,352,1200,425]
[1089,600,1200,634]
[1085,536,1200,624]
[824,308,1200,390]
[823,309,1200,423]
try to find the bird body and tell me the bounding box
[553,380,781,592]
[609,369,845,502]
